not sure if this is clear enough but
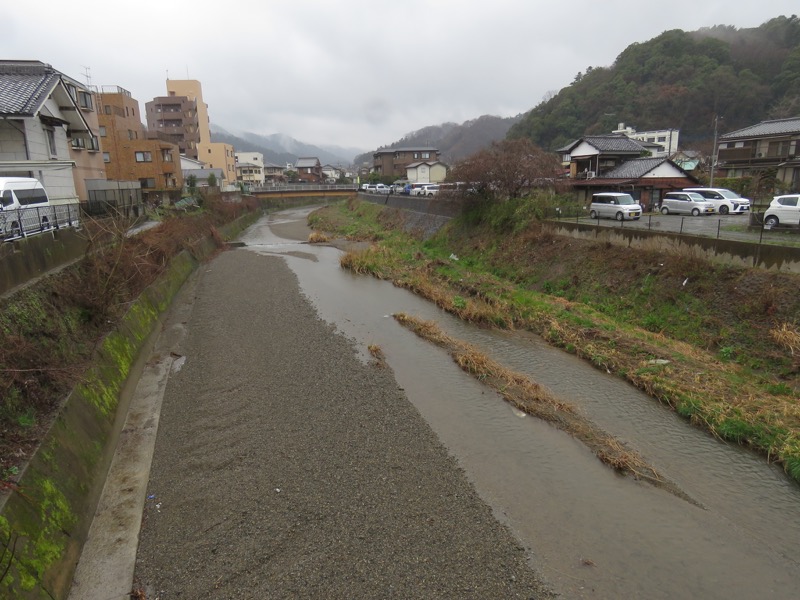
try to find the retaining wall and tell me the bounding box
[549,221,800,274]
[0,210,261,599]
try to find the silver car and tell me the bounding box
[589,192,642,221]
[660,192,715,216]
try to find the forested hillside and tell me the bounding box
[508,15,800,151]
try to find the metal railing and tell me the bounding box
[251,184,357,193]
[1,204,81,242]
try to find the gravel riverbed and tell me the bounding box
[133,246,552,599]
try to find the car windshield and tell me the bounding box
[718,189,742,199]
[615,195,636,205]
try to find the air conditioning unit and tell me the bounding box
[586,170,596,179]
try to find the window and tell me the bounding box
[658,136,666,143]
[422,152,430,159]
[46,127,57,156]
[65,83,77,101]
[99,126,106,137]
[71,137,86,150]
[103,152,110,163]
[78,91,93,110]
[161,149,173,162]
[778,196,799,207]
[135,151,153,162]
[104,105,112,115]
[88,136,100,151]
[139,178,156,189]
[128,130,135,140]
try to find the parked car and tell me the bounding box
[588,192,642,221]
[374,183,390,194]
[420,184,440,197]
[682,187,751,214]
[660,192,715,216]
[0,177,56,239]
[763,194,800,227]
[360,183,371,192]
[390,182,407,194]
[364,184,378,193]
[409,183,429,196]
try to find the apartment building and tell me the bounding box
[97,86,182,194]
[145,95,200,159]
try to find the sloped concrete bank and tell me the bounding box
[0,211,260,599]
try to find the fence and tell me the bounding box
[0,203,81,242]
[542,206,798,247]
[252,184,358,193]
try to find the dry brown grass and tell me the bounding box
[308,231,330,244]
[367,344,386,367]
[393,312,698,503]
[771,322,800,356]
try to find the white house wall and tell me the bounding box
[569,141,600,158]
[22,119,79,204]
[0,121,27,161]
[641,162,686,178]
[430,164,447,182]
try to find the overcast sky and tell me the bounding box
[3,1,798,154]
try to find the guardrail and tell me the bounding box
[251,184,358,193]
[1,203,81,242]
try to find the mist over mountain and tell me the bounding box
[353,114,522,166]
[210,124,362,166]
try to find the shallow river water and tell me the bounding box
[240,207,800,599]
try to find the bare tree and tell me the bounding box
[447,138,564,202]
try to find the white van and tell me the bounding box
[0,177,55,238]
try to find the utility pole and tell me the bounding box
[710,115,721,187]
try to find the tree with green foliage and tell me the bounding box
[508,17,800,150]
[207,172,217,187]
[185,174,197,196]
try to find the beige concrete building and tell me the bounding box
[165,79,211,143]
[198,141,236,184]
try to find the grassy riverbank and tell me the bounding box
[309,197,800,481]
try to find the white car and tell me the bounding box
[419,184,439,197]
[764,194,800,227]
[374,183,391,194]
[660,192,715,216]
[682,187,751,214]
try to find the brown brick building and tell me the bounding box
[97,86,182,194]
[145,95,200,159]
[373,147,440,179]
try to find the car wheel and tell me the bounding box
[692,208,700,216]
[764,215,779,227]
[589,210,598,219]
[615,211,624,221]
[719,205,729,215]
[661,207,669,215]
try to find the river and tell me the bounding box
[240,206,800,599]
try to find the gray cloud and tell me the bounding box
[2,1,797,154]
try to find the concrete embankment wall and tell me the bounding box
[359,195,800,274]
[0,211,260,599]
[549,221,800,274]
[0,228,88,297]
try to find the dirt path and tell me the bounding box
[132,246,551,598]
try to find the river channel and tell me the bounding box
[239,206,800,599]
